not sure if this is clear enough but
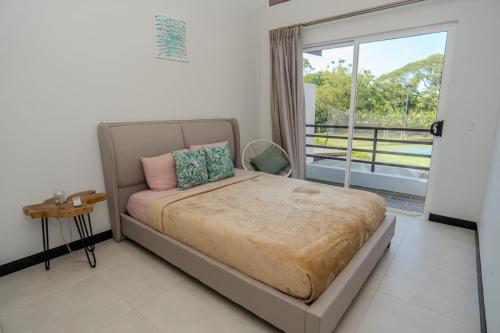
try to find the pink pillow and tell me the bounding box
[141,149,188,191]
[190,141,228,151]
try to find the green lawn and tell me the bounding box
[311,133,432,168]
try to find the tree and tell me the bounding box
[304,54,445,128]
[304,59,352,125]
[303,58,315,74]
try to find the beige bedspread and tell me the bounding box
[147,172,386,302]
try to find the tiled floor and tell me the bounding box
[307,179,426,213]
[0,213,479,333]
[356,188,426,213]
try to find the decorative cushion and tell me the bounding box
[173,150,209,190]
[250,146,289,175]
[141,149,188,191]
[190,141,228,151]
[204,143,234,182]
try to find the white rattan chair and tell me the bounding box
[241,139,292,177]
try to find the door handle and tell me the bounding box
[430,120,444,137]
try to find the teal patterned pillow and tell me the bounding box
[173,150,209,190]
[204,143,234,182]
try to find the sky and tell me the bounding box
[304,31,448,77]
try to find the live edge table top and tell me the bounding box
[23,191,107,219]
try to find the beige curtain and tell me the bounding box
[270,26,306,179]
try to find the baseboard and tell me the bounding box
[429,213,485,331]
[428,213,477,230]
[0,230,113,277]
[475,231,488,333]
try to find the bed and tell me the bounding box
[98,118,395,333]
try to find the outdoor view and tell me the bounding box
[304,31,448,211]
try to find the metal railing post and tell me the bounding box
[371,129,378,173]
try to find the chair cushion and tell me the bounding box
[204,143,234,182]
[250,161,260,171]
[173,150,209,190]
[250,146,289,175]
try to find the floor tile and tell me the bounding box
[224,311,281,333]
[0,255,96,322]
[310,181,425,213]
[333,285,375,333]
[356,291,468,333]
[364,251,393,290]
[379,257,478,327]
[91,239,141,271]
[0,254,95,302]
[385,213,414,256]
[409,219,475,245]
[61,276,133,332]
[137,278,245,333]
[387,237,402,256]
[0,213,480,333]
[0,276,131,333]
[95,310,161,333]
[392,214,414,242]
[96,246,185,307]
[397,222,476,278]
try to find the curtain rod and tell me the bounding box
[283,0,427,28]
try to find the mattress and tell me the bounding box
[127,168,250,223]
[141,171,386,303]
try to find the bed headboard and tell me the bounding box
[97,118,241,241]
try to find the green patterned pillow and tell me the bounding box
[173,150,209,190]
[203,143,234,182]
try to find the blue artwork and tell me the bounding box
[153,14,188,62]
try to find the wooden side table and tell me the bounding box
[23,191,107,270]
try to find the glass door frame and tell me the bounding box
[304,23,456,214]
[304,40,356,187]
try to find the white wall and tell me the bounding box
[259,0,500,222]
[479,111,500,333]
[2,0,499,272]
[0,0,261,264]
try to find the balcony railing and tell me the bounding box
[305,124,433,172]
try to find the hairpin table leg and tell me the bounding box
[41,217,50,270]
[73,214,96,268]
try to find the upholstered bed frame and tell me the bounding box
[97,118,395,333]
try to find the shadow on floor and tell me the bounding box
[307,179,425,213]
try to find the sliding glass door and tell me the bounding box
[304,43,355,187]
[304,28,449,213]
